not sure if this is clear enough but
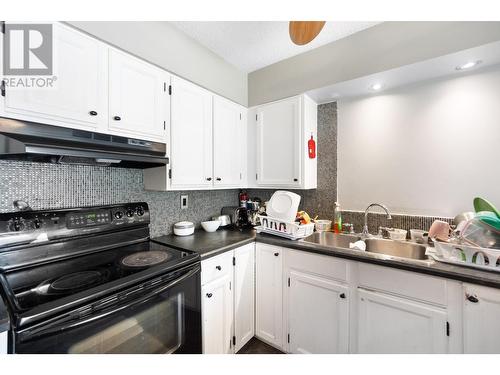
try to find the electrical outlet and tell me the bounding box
[180,195,188,210]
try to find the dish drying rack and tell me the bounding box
[427,240,500,273]
[256,215,314,240]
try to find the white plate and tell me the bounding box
[266,191,301,223]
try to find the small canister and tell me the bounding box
[173,221,194,236]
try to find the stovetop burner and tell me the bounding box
[121,250,172,268]
[50,270,107,293]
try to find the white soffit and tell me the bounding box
[307,41,500,103]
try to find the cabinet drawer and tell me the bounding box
[358,263,447,306]
[286,249,348,282]
[201,251,233,285]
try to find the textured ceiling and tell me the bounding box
[170,21,380,73]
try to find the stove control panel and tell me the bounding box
[67,210,111,229]
[0,202,150,249]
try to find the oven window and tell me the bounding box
[69,294,184,354]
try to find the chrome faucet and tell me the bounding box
[362,203,392,238]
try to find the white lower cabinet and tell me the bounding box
[287,270,349,353]
[201,244,255,354]
[356,288,448,353]
[0,331,7,354]
[233,244,255,352]
[255,244,283,350]
[201,273,233,354]
[463,283,500,353]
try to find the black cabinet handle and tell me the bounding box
[206,177,212,181]
[466,293,479,303]
[216,177,222,181]
[293,178,298,182]
[216,265,222,271]
[113,116,121,121]
[206,293,213,298]
[274,252,279,257]
[89,111,98,116]
[340,293,346,299]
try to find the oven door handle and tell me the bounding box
[21,264,200,341]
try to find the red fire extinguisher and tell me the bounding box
[308,134,316,159]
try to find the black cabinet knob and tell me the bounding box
[206,177,212,181]
[216,177,222,181]
[340,293,346,299]
[206,293,213,298]
[216,265,222,271]
[89,111,98,116]
[466,294,479,303]
[113,116,121,121]
[293,178,298,182]
[274,252,279,257]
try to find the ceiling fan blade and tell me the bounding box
[289,21,326,45]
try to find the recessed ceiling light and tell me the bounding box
[370,83,383,91]
[456,60,482,71]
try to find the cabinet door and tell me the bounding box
[201,274,233,354]
[287,270,349,353]
[2,23,107,131]
[255,244,283,349]
[234,244,255,352]
[108,49,168,141]
[0,331,7,354]
[169,76,213,189]
[357,288,448,353]
[256,96,301,187]
[463,283,500,353]
[213,96,244,188]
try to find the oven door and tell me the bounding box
[14,263,201,354]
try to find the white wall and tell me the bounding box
[68,21,248,106]
[338,67,500,217]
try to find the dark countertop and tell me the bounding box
[153,230,500,289]
[153,228,256,260]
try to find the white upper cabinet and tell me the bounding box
[356,288,448,354]
[213,96,245,188]
[145,80,248,191]
[250,94,317,189]
[1,23,108,132]
[108,49,169,141]
[463,283,500,354]
[168,76,213,190]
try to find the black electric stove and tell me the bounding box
[0,203,202,354]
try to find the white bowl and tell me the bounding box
[201,220,221,232]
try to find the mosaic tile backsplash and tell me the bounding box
[0,160,239,237]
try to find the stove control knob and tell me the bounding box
[136,206,145,216]
[33,218,42,229]
[10,219,25,232]
[126,208,135,217]
[114,211,123,219]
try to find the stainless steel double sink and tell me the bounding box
[302,232,428,261]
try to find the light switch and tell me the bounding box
[180,195,188,210]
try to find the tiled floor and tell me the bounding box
[236,337,284,354]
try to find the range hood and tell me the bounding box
[0,117,168,169]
